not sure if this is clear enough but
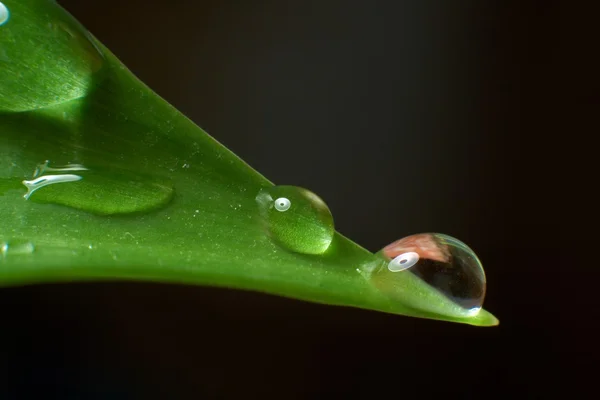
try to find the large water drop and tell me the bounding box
[370,233,486,317]
[256,185,334,255]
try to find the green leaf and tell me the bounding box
[0,0,498,326]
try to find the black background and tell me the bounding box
[1,0,597,398]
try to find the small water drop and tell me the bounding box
[0,2,9,27]
[256,185,334,255]
[369,233,486,317]
[1,240,35,258]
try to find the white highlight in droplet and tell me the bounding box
[388,251,420,272]
[33,160,88,178]
[22,174,83,200]
[1,241,35,258]
[274,197,291,212]
[0,2,9,27]
[464,306,481,317]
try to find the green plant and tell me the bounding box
[0,0,498,326]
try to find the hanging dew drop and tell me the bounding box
[369,233,487,317]
[256,186,334,255]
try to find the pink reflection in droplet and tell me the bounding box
[382,233,450,264]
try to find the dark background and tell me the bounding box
[1,0,597,398]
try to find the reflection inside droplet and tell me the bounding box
[23,174,83,200]
[33,160,88,178]
[23,160,87,200]
[369,233,487,317]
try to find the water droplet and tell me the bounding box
[369,233,486,317]
[256,186,334,255]
[1,239,35,258]
[23,161,174,215]
[0,0,105,111]
[0,2,9,27]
